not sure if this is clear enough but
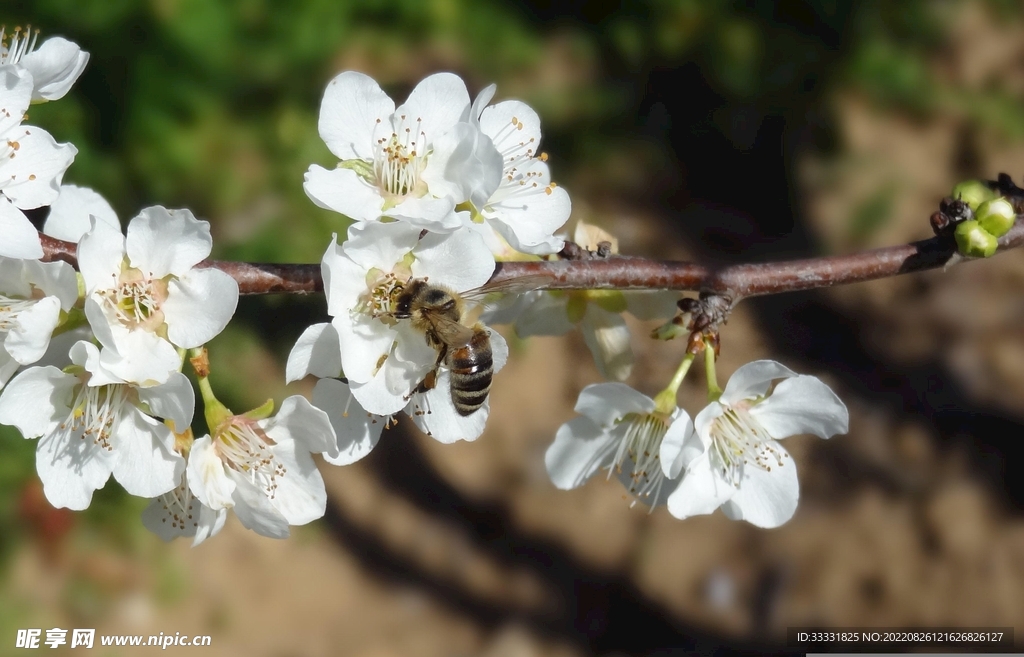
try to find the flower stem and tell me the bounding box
[653,352,695,414]
[189,347,232,429]
[705,339,722,401]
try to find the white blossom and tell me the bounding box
[304,71,475,231]
[78,206,238,385]
[1,28,89,101]
[186,396,335,539]
[546,382,694,509]
[667,360,848,528]
[0,256,79,388]
[322,220,494,417]
[0,66,77,259]
[486,222,674,380]
[0,341,192,510]
[466,85,571,255]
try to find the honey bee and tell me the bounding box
[390,276,548,416]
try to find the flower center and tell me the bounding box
[374,121,426,200]
[0,25,39,67]
[61,383,132,452]
[709,406,786,487]
[101,268,168,331]
[610,411,670,509]
[213,419,286,500]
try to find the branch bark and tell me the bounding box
[39,221,1024,299]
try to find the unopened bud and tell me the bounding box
[952,180,997,211]
[976,197,1016,238]
[954,220,998,258]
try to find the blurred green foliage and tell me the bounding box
[3,0,1024,596]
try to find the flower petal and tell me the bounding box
[286,322,342,383]
[349,368,408,416]
[487,181,569,255]
[20,36,89,101]
[720,443,800,528]
[0,67,31,135]
[407,368,489,443]
[750,374,849,440]
[0,365,73,438]
[126,207,212,278]
[303,164,383,222]
[342,220,421,272]
[43,183,119,243]
[318,71,395,161]
[581,306,633,382]
[111,409,184,498]
[263,395,337,455]
[421,122,502,209]
[22,259,79,310]
[544,415,617,490]
[0,127,75,210]
[0,199,42,259]
[385,195,460,232]
[412,228,495,292]
[35,423,116,510]
[186,435,236,510]
[396,73,470,146]
[78,219,126,294]
[138,372,195,432]
[511,291,573,336]
[666,455,737,520]
[720,359,797,406]
[227,472,291,538]
[262,436,327,526]
[192,505,227,547]
[3,296,60,364]
[659,409,697,480]
[163,268,239,348]
[313,378,383,465]
[574,382,654,426]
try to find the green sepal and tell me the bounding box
[954,220,998,258]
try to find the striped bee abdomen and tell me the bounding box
[447,328,493,416]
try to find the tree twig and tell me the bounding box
[38,221,1024,299]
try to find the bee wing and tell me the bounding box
[460,274,554,304]
[420,306,478,346]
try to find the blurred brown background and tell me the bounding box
[4,0,1024,654]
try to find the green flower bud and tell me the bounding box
[952,180,997,211]
[976,197,1016,238]
[954,220,998,258]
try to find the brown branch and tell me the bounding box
[38,222,1024,298]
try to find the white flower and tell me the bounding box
[466,86,571,255]
[286,322,385,464]
[78,206,239,385]
[0,340,192,510]
[0,256,79,388]
[667,360,849,528]
[545,382,694,508]
[1,28,89,101]
[142,467,226,547]
[322,220,495,416]
[490,222,675,380]
[0,66,77,259]
[43,183,120,242]
[186,396,336,539]
[304,71,474,231]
